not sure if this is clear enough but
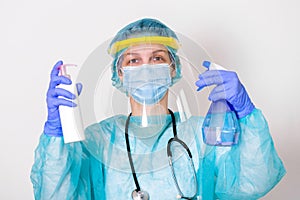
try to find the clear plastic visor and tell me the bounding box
[75,32,212,172]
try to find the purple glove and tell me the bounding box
[195,61,255,118]
[44,61,77,137]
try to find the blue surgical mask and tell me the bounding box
[123,64,171,105]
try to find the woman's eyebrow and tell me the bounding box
[152,49,168,54]
[123,52,140,57]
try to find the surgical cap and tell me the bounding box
[108,18,182,91]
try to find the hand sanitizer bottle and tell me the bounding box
[59,64,85,143]
[201,61,240,146]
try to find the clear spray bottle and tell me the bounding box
[201,61,240,146]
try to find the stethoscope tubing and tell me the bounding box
[125,109,198,199]
[125,112,141,192]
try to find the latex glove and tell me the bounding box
[44,60,77,137]
[195,61,255,118]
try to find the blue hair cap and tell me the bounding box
[109,18,182,91]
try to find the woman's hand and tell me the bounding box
[44,61,77,137]
[195,62,255,118]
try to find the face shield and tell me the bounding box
[75,24,212,172]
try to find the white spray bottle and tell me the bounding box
[59,64,85,143]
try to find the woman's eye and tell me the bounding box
[129,59,137,63]
[153,56,164,62]
[129,59,139,64]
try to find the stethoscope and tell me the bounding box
[125,109,198,200]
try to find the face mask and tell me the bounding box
[123,64,171,105]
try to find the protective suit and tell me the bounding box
[31,18,286,200]
[31,110,285,199]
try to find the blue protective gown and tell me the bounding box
[31,109,286,200]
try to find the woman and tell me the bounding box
[31,18,285,200]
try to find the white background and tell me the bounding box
[1,0,299,199]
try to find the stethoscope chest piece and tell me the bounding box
[132,189,149,200]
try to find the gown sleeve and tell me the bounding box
[214,109,286,199]
[30,134,99,200]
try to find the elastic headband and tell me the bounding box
[108,36,180,56]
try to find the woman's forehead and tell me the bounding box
[124,43,168,54]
